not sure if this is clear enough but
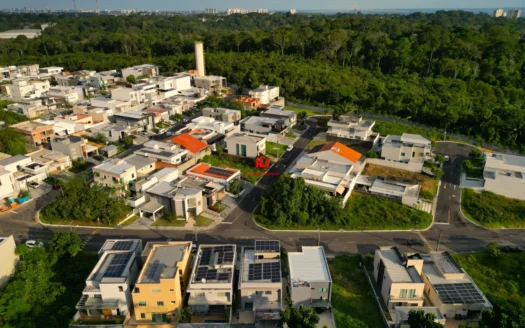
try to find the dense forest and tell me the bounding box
[1,12,525,150]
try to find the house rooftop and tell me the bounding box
[167,133,208,154]
[138,243,190,283]
[122,154,156,170]
[11,120,52,131]
[98,239,141,255]
[226,133,265,144]
[94,159,134,175]
[0,155,29,167]
[191,245,236,284]
[263,107,296,118]
[395,307,444,322]
[88,250,136,283]
[114,111,153,120]
[289,246,331,284]
[377,247,423,283]
[186,163,240,181]
[309,142,363,164]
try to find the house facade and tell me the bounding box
[483,152,525,200]
[0,236,17,288]
[225,133,266,158]
[381,133,432,164]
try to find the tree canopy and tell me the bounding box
[408,310,444,328]
[281,298,320,328]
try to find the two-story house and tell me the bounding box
[327,115,377,141]
[225,133,266,158]
[202,107,242,123]
[483,152,525,200]
[249,85,279,105]
[381,133,432,164]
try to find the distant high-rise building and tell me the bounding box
[508,9,521,18]
[227,8,268,15]
[290,9,297,15]
[493,8,505,17]
[205,8,218,14]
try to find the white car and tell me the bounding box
[444,155,450,162]
[159,129,167,134]
[286,145,293,151]
[25,240,43,248]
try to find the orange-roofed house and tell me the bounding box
[143,108,169,123]
[186,162,241,185]
[290,142,365,206]
[237,96,261,110]
[166,133,210,159]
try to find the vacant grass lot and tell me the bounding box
[256,193,432,231]
[363,164,439,200]
[285,105,321,117]
[329,255,385,328]
[195,215,214,227]
[372,120,443,141]
[201,154,261,184]
[266,141,287,158]
[452,252,525,306]
[461,189,525,228]
[305,139,328,150]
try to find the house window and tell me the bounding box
[256,291,263,295]
[140,313,146,319]
[236,144,240,156]
[118,286,123,292]
[399,289,407,298]
[241,144,247,157]
[131,173,135,178]
[401,152,406,156]
[135,287,140,293]
[157,301,164,306]
[152,289,161,293]
[265,291,272,295]
[138,301,146,307]
[170,289,175,292]
[407,289,416,298]
[419,153,424,156]
[318,288,328,292]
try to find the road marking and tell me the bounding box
[10,211,17,214]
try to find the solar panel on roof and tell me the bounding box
[206,269,218,280]
[205,167,233,179]
[255,240,280,253]
[218,273,229,281]
[434,283,485,304]
[112,241,134,251]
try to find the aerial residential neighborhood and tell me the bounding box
[0,4,524,328]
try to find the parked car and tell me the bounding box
[25,240,43,248]
[28,181,39,188]
[182,119,189,123]
[166,132,175,136]
[93,155,105,161]
[405,239,424,246]
[444,155,450,162]
[500,245,521,253]
[286,145,294,151]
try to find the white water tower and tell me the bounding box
[195,41,205,77]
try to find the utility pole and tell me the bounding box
[317,227,321,246]
[436,228,443,251]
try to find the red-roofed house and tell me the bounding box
[290,142,366,206]
[166,133,209,159]
[186,162,241,185]
[143,108,169,123]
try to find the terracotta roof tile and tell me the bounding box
[316,142,362,163]
[167,133,207,154]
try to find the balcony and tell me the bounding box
[76,295,119,310]
[389,295,425,302]
[83,285,101,293]
[253,300,281,311]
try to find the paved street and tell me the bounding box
[1,134,524,257]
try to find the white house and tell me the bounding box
[327,116,377,141]
[483,152,525,200]
[249,85,279,105]
[381,133,432,164]
[134,141,189,165]
[225,133,266,158]
[121,64,159,80]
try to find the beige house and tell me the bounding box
[327,115,377,141]
[131,242,193,324]
[202,107,241,123]
[194,76,226,94]
[93,159,138,190]
[27,149,71,173]
[373,247,426,310]
[381,133,432,164]
[225,133,266,158]
[483,152,525,200]
[0,236,17,288]
[239,241,282,325]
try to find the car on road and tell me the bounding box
[28,181,39,188]
[500,245,521,253]
[166,132,175,136]
[159,129,167,134]
[25,240,43,248]
[192,244,198,253]
[182,119,189,123]
[405,239,424,246]
[444,155,450,162]
[286,145,293,151]
[93,155,105,161]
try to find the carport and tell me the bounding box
[139,200,164,221]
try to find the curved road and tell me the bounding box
[1,135,523,256]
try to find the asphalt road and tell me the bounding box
[1,134,524,257]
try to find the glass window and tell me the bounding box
[140,313,146,319]
[401,152,406,156]
[400,289,407,298]
[152,289,161,293]
[138,301,146,307]
[118,286,123,292]
[170,289,174,292]
[157,301,164,306]
[408,289,416,298]
[265,291,272,295]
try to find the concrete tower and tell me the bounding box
[195,41,205,77]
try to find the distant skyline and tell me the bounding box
[4,0,525,11]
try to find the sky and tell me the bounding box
[6,0,525,11]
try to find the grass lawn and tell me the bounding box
[152,217,186,227]
[452,252,525,306]
[285,105,321,117]
[256,193,432,231]
[363,164,439,200]
[306,139,328,150]
[195,215,214,227]
[39,216,118,227]
[461,189,525,228]
[209,202,226,213]
[266,141,287,158]
[465,167,484,179]
[329,255,385,328]
[372,120,443,142]
[201,154,261,184]
[118,215,140,227]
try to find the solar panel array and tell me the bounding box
[255,240,280,253]
[112,241,134,251]
[248,262,281,282]
[195,267,231,282]
[103,253,132,277]
[217,251,235,265]
[199,246,235,266]
[434,283,486,304]
[205,167,234,179]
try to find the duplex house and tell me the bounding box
[0,155,48,190]
[74,239,143,322]
[239,241,282,325]
[7,97,56,118]
[121,64,159,80]
[291,142,365,206]
[87,124,133,143]
[131,242,193,324]
[12,121,55,150]
[3,79,50,101]
[89,70,122,88]
[381,133,432,164]
[288,246,332,309]
[114,111,156,132]
[202,107,242,123]
[373,247,426,310]
[145,179,204,220]
[483,152,525,200]
[134,141,189,166]
[0,236,17,288]
[51,135,97,161]
[93,159,137,190]
[261,105,297,127]
[0,167,18,199]
[48,85,83,104]
[27,149,71,173]
[186,116,239,138]
[421,252,492,320]
[111,87,140,105]
[249,85,279,105]
[149,75,192,98]
[327,115,376,141]
[225,133,266,158]
[187,245,236,322]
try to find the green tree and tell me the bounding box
[0,128,26,155]
[170,114,183,121]
[462,160,473,171]
[486,242,500,257]
[126,74,136,84]
[121,135,134,148]
[366,151,378,158]
[48,232,82,261]
[177,306,192,323]
[281,298,319,328]
[469,149,484,161]
[408,310,444,328]
[298,111,308,121]
[434,154,445,164]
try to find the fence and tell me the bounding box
[285,101,522,155]
[362,266,391,328]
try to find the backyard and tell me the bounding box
[306,139,328,150]
[266,141,287,158]
[363,164,439,200]
[329,255,385,328]
[200,154,262,184]
[461,189,525,228]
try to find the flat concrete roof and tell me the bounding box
[289,246,331,283]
